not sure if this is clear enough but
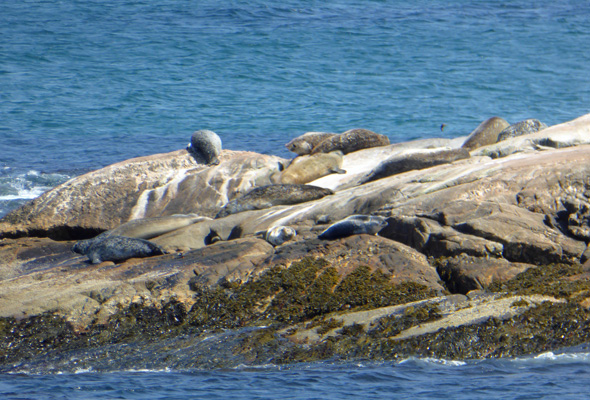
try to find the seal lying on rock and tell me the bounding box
[274,151,346,184]
[264,226,297,246]
[318,215,388,240]
[461,117,510,150]
[311,128,390,155]
[216,184,334,218]
[497,119,548,142]
[188,129,222,165]
[103,214,211,240]
[285,132,338,155]
[72,235,165,264]
[361,148,471,184]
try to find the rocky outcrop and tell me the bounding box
[2,113,590,371]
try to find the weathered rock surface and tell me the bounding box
[2,113,590,371]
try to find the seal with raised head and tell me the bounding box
[274,151,346,185]
[311,128,390,155]
[73,235,165,264]
[264,225,297,246]
[362,147,470,184]
[188,129,222,165]
[285,132,338,156]
[216,184,334,218]
[318,215,388,240]
[497,119,548,142]
[461,117,510,150]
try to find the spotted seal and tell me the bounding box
[497,119,548,142]
[216,184,333,218]
[188,129,222,165]
[311,128,390,155]
[275,151,346,184]
[104,214,211,240]
[285,132,338,155]
[73,235,165,264]
[361,148,470,184]
[461,117,510,150]
[264,226,297,246]
[318,215,388,240]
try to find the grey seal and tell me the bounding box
[497,119,548,142]
[72,235,165,264]
[361,148,470,184]
[274,151,346,184]
[264,226,297,246]
[461,117,510,150]
[311,128,390,155]
[318,215,389,240]
[216,184,334,218]
[285,132,338,155]
[188,129,222,165]
[104,214,211,240]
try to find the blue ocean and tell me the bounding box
[2,0,590,397]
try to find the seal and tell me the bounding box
[497,119,548,142]
[216,184,334,218]
[318,215,388,240]
[73,235,165,264]
[311,128,390,155]
[285,132,338,155]
[188,129,222,165]
[104,214,212,240]
[361,147,470,184]
[274,151,346,185]
[264,225,297,246]
[461,117,510,150]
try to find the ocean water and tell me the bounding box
[2,0,590,396]
[2,348,590,400]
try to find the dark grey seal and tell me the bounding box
[311,128,391,155]
[361,148,470,184]
[216,184,334,218]
[461,117,510,150]
[318,215,388,240]
[188,129,222,165]
[497,119,548,142]
[72,235,165,264]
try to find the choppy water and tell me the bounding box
[2,0,590,395]
[2,348,590,400]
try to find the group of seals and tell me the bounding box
[286,128,390,156]
[461,117,548,150]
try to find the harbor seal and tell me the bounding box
[264,225,297,246]
[497,119,548,142]
[285,132,338,155]
[73,235,165,264]
[275,151,346,185]
[188,129,222,165]
[311,128,390,155]
[461,117,510,150]
[103,214,211,239]
[361,148,470,184]
[216,184,334,218]
[318,215,389,240]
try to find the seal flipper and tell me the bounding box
[331,168,347,174]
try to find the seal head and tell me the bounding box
[188,129,222,165]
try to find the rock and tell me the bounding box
[497,119,548,142]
